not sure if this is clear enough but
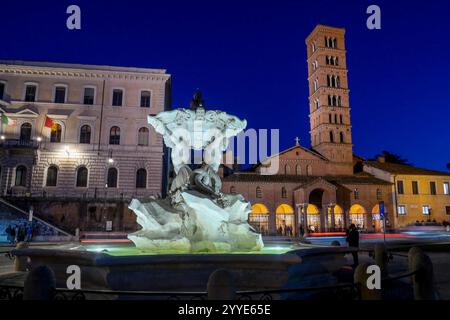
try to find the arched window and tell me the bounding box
[138,127,149,146]
[50,123,62,143]
[20,123,32,142]
[340,132,344,143]
[136,168,147,188]
[285,164,291,175]
[330,131,334,143]
[46,165,58,187]
[281,187,287,198]
[79,125,91,144]
[76,167,88,187]
[306,165,313,176]
[107,167,118,188]
[329,114,332,123]
[334,114,338,124]
[230,186,236,194]
[296,165,301,175]
[256,186,262,198]
[15,166,27,187]
[340,114,343,124]
[109,126,120,145]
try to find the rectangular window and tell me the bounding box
[25,85,37,102]
[112,89,123,106]
[140,91,151,108]
[412,181,419,195]
[444,182,450,195]
[354,189,359,200]
[54,86,66,103]
[398,205,407,215]
[0,82,5,100]
[397,180,404,194]
[446,206,450,215]
[83,87,95,105]
[422,205,430,215]
[430,182,437,195]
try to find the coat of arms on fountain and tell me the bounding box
[128,91,263,253]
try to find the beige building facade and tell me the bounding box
[0,61,171,232]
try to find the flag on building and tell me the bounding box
[1,114,16,126]
[44,116,54,129]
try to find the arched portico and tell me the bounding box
[275,204,295,236]
[250,203,269,235]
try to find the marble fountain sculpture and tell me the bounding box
[128,91,263,253]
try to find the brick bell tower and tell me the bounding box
[306,25,353,174]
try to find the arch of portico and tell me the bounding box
[293,178,340,233]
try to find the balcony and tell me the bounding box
[0,138,40,149]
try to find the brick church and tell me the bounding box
[221,25,450,236]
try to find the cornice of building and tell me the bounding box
[0,60,171,82]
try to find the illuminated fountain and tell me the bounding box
[128,90,263,253]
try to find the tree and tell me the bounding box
[372,150,412,166]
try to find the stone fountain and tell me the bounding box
[128,90,263,253]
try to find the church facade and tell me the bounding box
[221,25,450,236]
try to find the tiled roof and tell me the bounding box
[223,173,392,185]
[365,161,450,176]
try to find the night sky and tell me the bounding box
[2,0,450,171]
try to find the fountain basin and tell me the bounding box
[12,242,354,293]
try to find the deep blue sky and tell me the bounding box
[2,0,450,171]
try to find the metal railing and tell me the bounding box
[0,268,418,301]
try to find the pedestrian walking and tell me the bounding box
[346,223,360,268]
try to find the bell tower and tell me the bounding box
[306,25,353,174]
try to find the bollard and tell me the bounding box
[374,243,389,277]
[331,240,341,246]
[354,263,381,300]
[23,265,56,300]
[13,242,29,272]
[408,247,436,300]
[207,269,236,300]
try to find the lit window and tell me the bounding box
[444,182,450,195]
[422,205,430,215]
[398,205,407,215]
[230,186,236,194]
[112,89,123,106]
